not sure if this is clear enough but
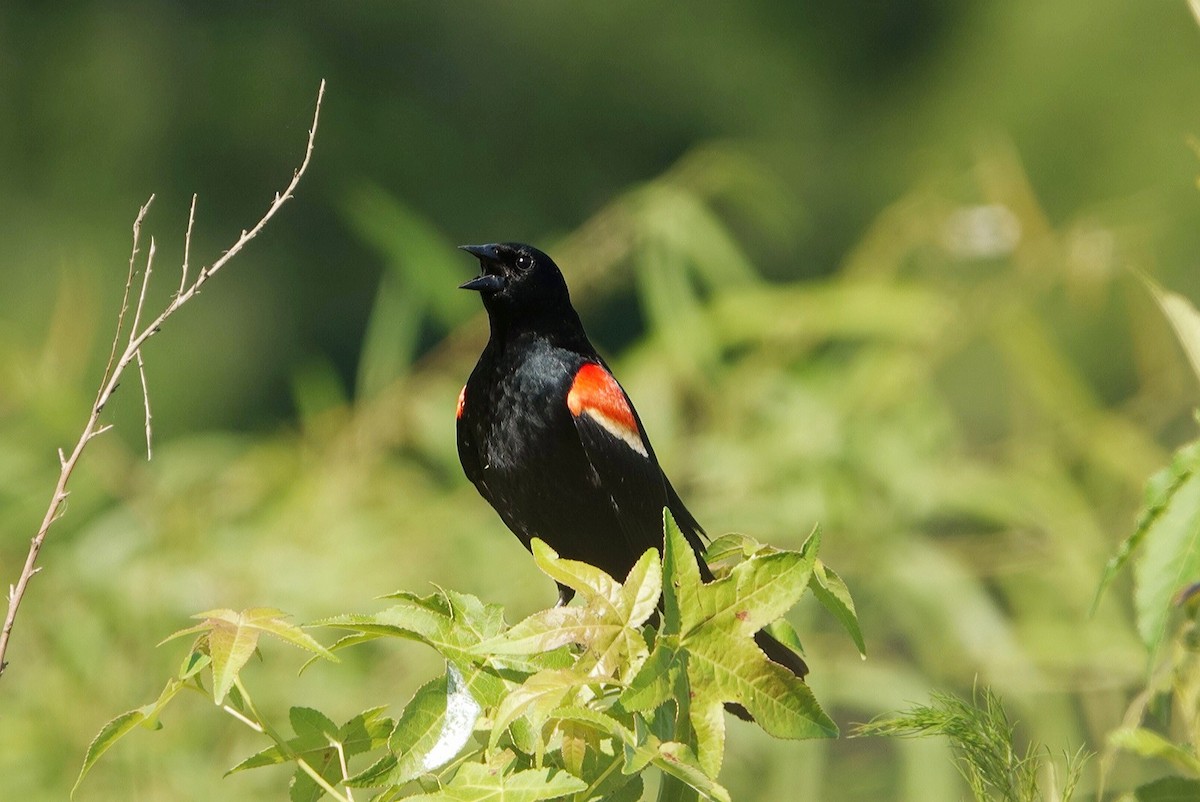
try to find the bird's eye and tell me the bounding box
[515,254,532,270]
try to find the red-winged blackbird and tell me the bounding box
[456,243,808,683]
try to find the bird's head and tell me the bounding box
[458,243,573,325]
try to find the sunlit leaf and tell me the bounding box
[620,639,682,714]
[1095,441,1200,614]
[349,666,481,788]
[1133,470,1200,655]
[478,542,659,682]
[653,741,732,802]
[402,759,586,802]
[317,590,557,675]
[658,511,836,776]
[488,669,598,750]
[228,706,392,778]
[73,678,184,796]
[811,558,866,658]
[178,608,335,704]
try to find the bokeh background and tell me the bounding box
[3,2,1200,799]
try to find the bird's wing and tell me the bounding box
[566,362,706,562]
[456,383,487,493]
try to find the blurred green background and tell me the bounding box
[3,2,1200,799]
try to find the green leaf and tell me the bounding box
[661,510,836,776]
[1094,441,1200,614]
[1132,776,1200,802]
[488,669,599,750]
[811,558,866,658]
[299,631,384,675]
[479,543,659,682]
[73,678,184,796]
[530,538,624,602]
[178,649,211,680]
[619,715,732,802]
[228,706,393,782]
[316,590,553,674]
[402,759,586,802]
[349,665,482,788]
[1142,275,1200,385]
[1109,727,1200,776]
[653,741,732,802]
[180,608,335,704]
[620,639,682,713]
[1133,470,1200,655]
[547,705,635,744]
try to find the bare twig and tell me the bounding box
[180,194,197,296]
[132,238,156,459]
[0,79,326,680]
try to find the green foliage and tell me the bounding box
[1093,282,1200,801]
[75,511,854,801]
[856,688,1088,802]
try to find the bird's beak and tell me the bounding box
[458,243,499,262]
[459,273,505,292]
[458,244,507,293]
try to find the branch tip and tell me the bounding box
[0,80,326,679]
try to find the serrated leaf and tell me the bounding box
[1094,442,1200,613]
[287,705,395,802]
[559,719,588,777]
[548,705,635,744]
[299,631,384,675]
[350,666,481,788]
[317,590,554,674]
[178,650,211,680]
[73,678,183,796]
[186,609,335,704]
[661,510,836,776]
[252,617,337,660]
[1133,776,1200,801]
[477,606,597,657]
[229,706,393,777]
[482,544,659,682]
[1109,727,1200,776]
[703,534,752,567]
[811,559,866,658]
[1133,471,1200,655]
[653,741,732,802]
[620,640,681,713]
[207,616,262,704]
[402,761,586,802]
[489,669,599,750]
[531,539,622,603]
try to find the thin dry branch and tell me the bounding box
[132,237,156,459]
[0,79,326,679]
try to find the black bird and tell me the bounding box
[456,242,808,682]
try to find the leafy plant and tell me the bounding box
[1094,280,1200,801]
[75,512,857,801]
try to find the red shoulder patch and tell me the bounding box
[567,364,648,456]
[456,385,466,420]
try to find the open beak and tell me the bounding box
[458,244,506,292]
